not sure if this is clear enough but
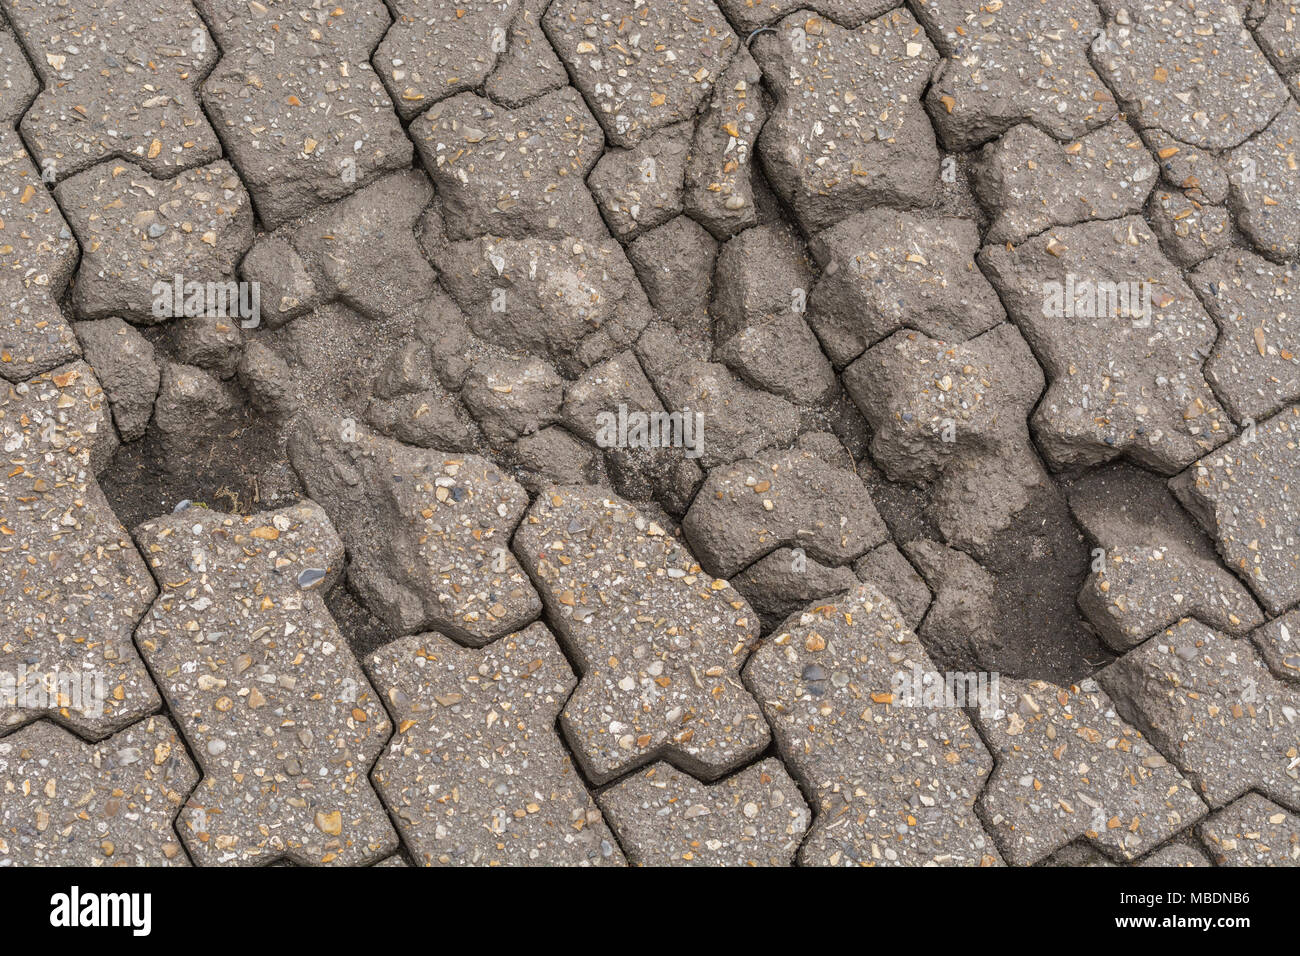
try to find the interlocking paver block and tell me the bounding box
[682,446,887,578]
[134,500,398,865]
[715,0,896,33]
[1146,189,1231,267]
[55,160,254,323]
[368,622,624,866]
[513,486,771,784]
[914,0,1115,151]
[2,0,221,180]
[1092,0,1287,150]
[196,0,412,228]
[1169,405,1300,613]
[587,124,690,241]
[1252,0,1300,74]
[1228,102,1300,262]
[744,583,1000,866]
[0,363,159,739]
[971,120,1157,246]
[980,216,1234,473]
[0,130,79,381]
[1099,618,1300,810]
[752,9,940,232]
[807,208,1006,367]
[1199,793,1300,864]
[843,324,1047,551]
[598,758,809,865]
[0,19,37,123]
[731,548,859,625]
[436,234,653,377]
[1188,249,1300,422]
[977,676,1206,865]
[0,717,196,865]
[414,89,607,241]
[376,0,519,119]
[485,0,570,107]
[73,319,160,441]
[288,412,541,642]
[1251,609,1300,682]
[543,0,740,147]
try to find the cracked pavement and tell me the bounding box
[0,0,1298,869]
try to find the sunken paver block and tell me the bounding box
[1080,545,1265,651]
[0,129,79,381]
[1146,190,1232,268]
[683,48,765,239]
[513,486,771,784]
[1092,0,1286,151]
[843,324,1047,551]
[134,501,398,866]
[2,0,221,181]
[1099,619,1300,811]
[436,235,653,377]
[1252,610,1300,682]
[376,0,519,119]
[903,538,1003,672]
[543,0,740,147]
[914,0,1115,151]
[980,216,1234,474]
[1199,793,1300,865]
[1188,249,1300,422]
[731,548,860,624]
[0,363,160,739]
[598,758,810,866]
[971,120,1157,246]
[55,160,254,324]
[635,322,800,469]
[485,0,570,107]
[807,208,1006,367]
[1229,102,1300,262]
[853,543,931,631]
[752,9,940,232]
[287,413,541,643]
[715,0,897,33]
[682,446,887,579]
[587,124,690,240]
[414,89,607,241]
[1170,405,1300,613]
[976,676,1206,865]
[367,623,624,866]
[196,0,411,229]
[73,319,160,441]
[0,717,196,865]
[744,584,1000,866]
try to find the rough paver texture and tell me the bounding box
[368,623,623,866]
[1199,793,1300,864]
[134,501,398,865]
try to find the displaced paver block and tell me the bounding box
[376,0,519,119]
[1099,618,1300,811]
[1170,405,1300,613]
[0,363,159,739]
[0,716,196,865]
[587,124,691,241]
[914,0,1115,150]
[980,216,1234,473]
[598,758,809,865]
[972,120,1157,246]
[1251,610,1300,683]
[1188,249,1300,422]
[56,160,254,323]
[3,0,221,180]
[134,501,398,865]
[807,208,1006,367]
[752,9,940,232]
[288,412,541,643]
[543,0,740,147]
[976,676,1206,865]
[1092,0,1287,150]
[1229,102,1300,262]
[682,446,887,578]
[731,548,860,625]
[368,622,624,866]
[435,234,652,376]
[744,584,1000,866]
[0,130,79,381]
[414,89,607,241]
[514,486,771,784]
[1198,793,1300,864]
[196,0,412,228]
